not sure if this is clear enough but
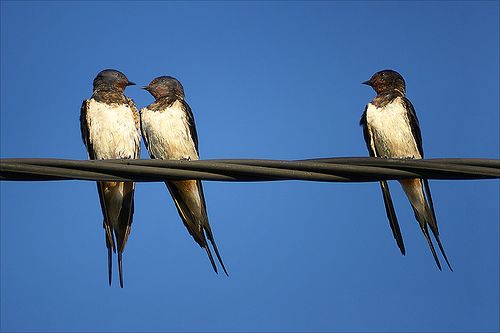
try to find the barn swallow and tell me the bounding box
[359,69,452,270]
[140,76,227,275]
[80,69,141,287]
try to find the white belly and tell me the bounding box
[87,99,139,159]
[140,100,199,160]
[366,97,421,159]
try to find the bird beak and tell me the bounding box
[141,86,149,90]
[127,81,136,86]
[362,80,371,86]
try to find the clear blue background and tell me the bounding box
[1,1,499,332]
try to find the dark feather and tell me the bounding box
[114,182,135,254]
[409,185,453,271]
[402,97,424,157]
[181,100,199,155]
[96,182,116,252]
[80,101,92,157]
[420,222,442,271]
[118,252,124,288]
[423,180,453,271]
[198,181,228,275]
[423,179,438,233]
[140,119,156,160]
[105,233,112,286]
[380,181,406,255]
[359,107,371,155]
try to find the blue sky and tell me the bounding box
[1,1,499,332]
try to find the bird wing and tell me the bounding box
[182,100,200,155]
[401,98,423,157]
[80,99,140,287]
[113,98,141,286]
[401,98,437,226]
[179,100,227,274]
[80,100,116,284]
[127,97,141,159]
[401,98,452,270]
[360,106,406,255]
[111,180,136,287]
[139,106,158,160]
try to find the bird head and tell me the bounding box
[363,69,406,95]
[142,76,185,101]
[93,69,135,92]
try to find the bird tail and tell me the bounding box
[97,182,116,285]
[415,210,442,270]
[205,230,228,276]
[166,181,228,275]
[114,182,135,288]
[422,180,453,271]
[98,181,135,287]
[379,181,406,255]
[118,252,124,288]
[104,229,113,286]
[400,179,452,271]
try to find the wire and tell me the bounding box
[1,157,499,182]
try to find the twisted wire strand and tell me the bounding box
[1,157,499,183]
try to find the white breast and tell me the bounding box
[87,99,139,159]
[366,97,421,159]
[140,100,199,160]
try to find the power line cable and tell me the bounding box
[1,157,498,183]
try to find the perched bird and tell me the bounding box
[140,76,227,275]
[359,69,452,270]
[80,69,141,287]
